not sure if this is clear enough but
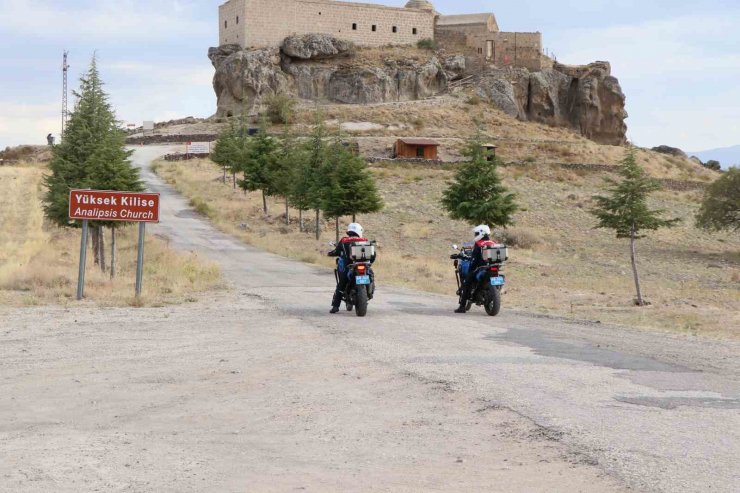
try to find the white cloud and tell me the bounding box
[102,61,213,86]
[0,0,210,42]
[0,101,60,148]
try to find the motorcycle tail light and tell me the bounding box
[357,265,367,275]
[490,267,499,274]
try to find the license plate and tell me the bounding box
[356,275,371,285]
[490,276,505,286]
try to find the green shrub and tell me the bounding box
[417,38,437,50]
[494,227,543,249]
[265,95,297,124]
[465,95,482,106]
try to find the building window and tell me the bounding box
[236,16,239,24]
[412,28,417,35]
[352,23,357,30]
[372,25,377,32]
[416,147,425,158]
[224,20,228,28]
[392,26,397,33]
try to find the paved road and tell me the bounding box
[1,146,738,492]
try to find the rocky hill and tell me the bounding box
[209,34,627,145]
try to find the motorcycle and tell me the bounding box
[329,240,376,317]
[450,242,508,316]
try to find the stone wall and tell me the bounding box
[219,0,435,49]
[218,0,246,46]
[435,23,543,71]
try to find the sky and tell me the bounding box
[0,0,738,152]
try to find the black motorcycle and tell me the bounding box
[330,241,376,317]
[450,242,508,316]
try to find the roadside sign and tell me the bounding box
[186,142,210,154]
[69,189,160,223]
[69,189,161,301]
[143,121,154,131]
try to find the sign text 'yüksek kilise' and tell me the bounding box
[69,190,160,222]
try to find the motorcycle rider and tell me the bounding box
[328,223,370,314]
[455,224,497,313]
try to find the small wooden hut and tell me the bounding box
[393,138,439,160]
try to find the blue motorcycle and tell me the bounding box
[450,242,508,316]
[331,241,376,317]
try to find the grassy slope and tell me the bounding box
[155,158,739,339]
[0,161,222,306]
[292,95,717,182]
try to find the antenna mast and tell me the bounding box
[62,51,69,140]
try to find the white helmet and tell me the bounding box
[347,223,364,237]
[473,224,491,241]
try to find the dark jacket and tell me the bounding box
[470,236,496,271]
[328,233,370,260]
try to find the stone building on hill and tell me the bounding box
[218,0,545,70]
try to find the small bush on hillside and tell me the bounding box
[265,95,297,124]
[0,145,38,162]
[417,38,437,50]
[495,228,543,249]
[465,95,482,106]
[411,116,425,130]
[703,160,722,171]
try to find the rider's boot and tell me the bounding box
[454,304,467,314]
[330,289,343,314]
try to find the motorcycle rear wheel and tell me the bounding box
[484,286,501,316]
[355,287,368,317]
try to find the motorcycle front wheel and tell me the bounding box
[484,286,501,316]
[355,287,368,317]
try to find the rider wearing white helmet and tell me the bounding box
[328,223,370,314]
[455,224,496,313]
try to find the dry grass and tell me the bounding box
[0,162,222,307]
[155,157,740,339]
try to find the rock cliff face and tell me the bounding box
[477,62,627,145]
[208,34,627,145]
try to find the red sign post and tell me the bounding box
[69,189,161,300]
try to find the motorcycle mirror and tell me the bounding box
[328,241,336,247]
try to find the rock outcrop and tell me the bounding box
[209,35,627,145]
[652,145,688,158]
[208,45,291,116]
[281,33,354,60]
[475,61,627,145]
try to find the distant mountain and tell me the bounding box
[689,145,740,168]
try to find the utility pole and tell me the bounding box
[62,51,69,141]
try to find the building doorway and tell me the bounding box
[486,40,494,60]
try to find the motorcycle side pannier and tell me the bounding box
[482,245,508,263]
[350,242,375,261]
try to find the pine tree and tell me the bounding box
[441,125,517,227]
[696,167,739,232]
[239,118,277,215]
[273,130,303,225]
[323,139,383,240]
[293,116,330,239]
[211,122,240,185]
[43,55,143,275]
[591,149,680,306]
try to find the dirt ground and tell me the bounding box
[0,293,628,492]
